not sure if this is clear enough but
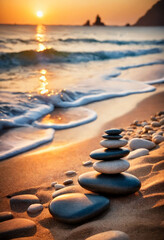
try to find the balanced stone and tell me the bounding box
[78,171,141,195]
[129,138,156,150]
[0,212,13,222]
[0,218,36,239]
[102,134,122,140]
[49,193,110,224]
[127,148,149,160]
[100,139,128,149]
[86,230,129,240]
[90,148,130,160]
[10,194,40,212]
[93,159,130,174]
[105,128,123,135]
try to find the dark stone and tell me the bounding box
[10,194,40,212]
[102,134,122,140]
[105,128,122,135]
[83,20,90,26]
[0,218,36,239]
[0,212,13,222]
[93,15,105,26]
[90,148,130,160]
[49,193,110,224]
[78,171,141,195]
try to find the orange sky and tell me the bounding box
[0,0,159,25]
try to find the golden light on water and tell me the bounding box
[36,10,43,18]
[38,69,49,95]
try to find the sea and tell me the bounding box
[0,25,164,160]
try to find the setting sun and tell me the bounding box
[36,10,43,18]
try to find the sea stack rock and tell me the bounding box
[93,15,105,26]
[83,20,90,26]
[78,128,141,195]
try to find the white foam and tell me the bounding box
[146,78,164,85]
[0,127,55,161]
[48,79,155,108]
[34,108,97,130]
[0,104,54,130]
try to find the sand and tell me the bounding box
[0,86,164,240]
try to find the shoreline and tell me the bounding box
[0,85,164,240]
[0,85,164,196]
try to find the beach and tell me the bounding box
[0,24,164,239]
[0,83,164,240]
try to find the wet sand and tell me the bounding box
[0,85,164,240]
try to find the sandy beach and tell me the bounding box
[0,84,164,240]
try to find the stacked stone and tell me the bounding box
[78,128,141,196]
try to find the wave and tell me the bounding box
[59,38,164,45]
[0,127,54,161]
[0,38,37,44]
[0,78,155,131]
[0,47,162,68]
[117,60,164,70]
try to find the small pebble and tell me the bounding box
[152,135,164,144]
[27,203,43,214]
[151,121,160,127]
[157,111,164,116]
[55,184,65,190]
[83,160,93,166]
[148,130,156,134]
[63,179,73,186]
[159,118,164,125]
[150,116,157,121]
[127,148,149,160]
[51,182,57,187]
[142,121,148,126]
[65,170,77,176]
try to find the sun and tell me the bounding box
[36,10,43,18]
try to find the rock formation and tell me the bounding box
[134,0,164,26]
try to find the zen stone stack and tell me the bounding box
[78,128,141,195]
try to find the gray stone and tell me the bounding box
[127,148,149,160]
[52,185,83,198]
[100,139,128,149]
[151,121,160,127]
[86,230,129,240]
[90,148,130,160]
[0,218,36,239]
[129,138,156,150]
[49,193,110,224]
[159,118,164,125]
[83,160,93,166]
[55,184,65,190]
[78,171,141,195]
[102,134,122,140]
[10,194,39,212]
[65,170,77,176]
[93,159,130,174]
[27,204,43,214]
[63,179,73,185]
[105,128,122,135]
[152,135,164,144]
[0,212,13,222]
[51,181,57,187]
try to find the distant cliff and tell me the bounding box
[134,0,164,26]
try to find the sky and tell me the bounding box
[0,0,159,25]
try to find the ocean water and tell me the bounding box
[0,25,164,160]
